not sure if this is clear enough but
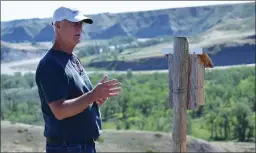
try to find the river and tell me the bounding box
[1,58,255,75]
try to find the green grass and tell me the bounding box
[191,118,211,140]
[102,122,117,129]
[95,136,104,143]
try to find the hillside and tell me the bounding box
[88,32,255,70]
[1,32,255,72]
[1,121,255,152]
[1,2,255,42]
[1,2,255,71]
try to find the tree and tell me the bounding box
[235,76,255,111]
[219,107,232,140]
[232,103,252,141]
[126,69,133,79]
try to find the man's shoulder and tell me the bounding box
[36,50,66,75]
[37,53,58,71]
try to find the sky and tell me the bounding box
[1,1,253,22]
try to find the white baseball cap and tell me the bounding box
[52,6,93,25]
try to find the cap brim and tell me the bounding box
[73,14,93,24]
[82,18,93,24]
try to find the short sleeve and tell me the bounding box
[37,60,69,103]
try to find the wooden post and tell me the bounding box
[168,37,189,152]
[163,37,213,152]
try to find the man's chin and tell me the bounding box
[74,39,81,45]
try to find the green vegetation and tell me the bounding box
[1,66,255,142]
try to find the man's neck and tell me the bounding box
[52,40,75,55]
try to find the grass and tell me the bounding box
[103,119,212,141]
[95,136,104,143]
[83,42,171,64]
[191,118,211,140]
[102,122,117,129]
[1,120,255,152]
[119,42,170,61]
[144,148,158,152]
[154,133,163,138]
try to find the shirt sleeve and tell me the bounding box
[37,59,69,103]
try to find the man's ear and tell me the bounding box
[54,21,61,31]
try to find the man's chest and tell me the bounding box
[65,61,93,97]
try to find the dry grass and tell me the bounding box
[119,43,171,61]
[1,120,255,152]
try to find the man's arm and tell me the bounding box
[48,91,95,120]
[49,75,121,120]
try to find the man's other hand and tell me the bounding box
[91,75,122,101]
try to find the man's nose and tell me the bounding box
[75,23,83,31]
[76,27,82,33]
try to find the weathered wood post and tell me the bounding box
[162,37,213,152]
[170,37,189,152]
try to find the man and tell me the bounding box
[35,6,122,153]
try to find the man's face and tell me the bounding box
[56,20,84,46]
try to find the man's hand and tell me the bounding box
[96,97,108,106]
[91,75,122,102]
[95,75,110,106]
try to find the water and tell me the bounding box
[1,58,255,76]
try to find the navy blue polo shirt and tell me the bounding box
[35,48,102,141]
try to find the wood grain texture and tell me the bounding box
[168,54,174,108]
[188,54,198,110]
[187,55,205,110]
[170,37,189,152]
[198,63,205,106]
